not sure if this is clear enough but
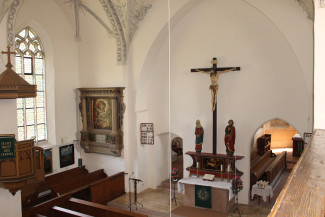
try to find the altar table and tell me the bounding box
[178,177,235,213]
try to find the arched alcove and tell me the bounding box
[250,118,302,206]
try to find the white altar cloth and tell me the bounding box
[251,184,273,202]
[178,177,234,200]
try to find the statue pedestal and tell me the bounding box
[186,151,244,179]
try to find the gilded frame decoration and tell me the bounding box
[78,87,125,156]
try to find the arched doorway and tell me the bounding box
[250,118,302,206]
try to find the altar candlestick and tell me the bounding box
[227,163,231,173]
[196,162,200,177]
[221,164,224,181]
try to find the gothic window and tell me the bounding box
[15,27,47,141]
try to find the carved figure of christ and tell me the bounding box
[191,57,240,154]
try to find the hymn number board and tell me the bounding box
[0,134,15,159]
[140,123,154,145]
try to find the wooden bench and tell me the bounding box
[51,169,107,196]
[68,198,148,217]
[24,169,127,217]
[250,150,275,188]
[23,193,73,217]
[52,206,94,217]
[90,172,125,204]
[43,166,88,190]
[23,166,89,209]
[23,193,147,217]
[265,151,287,184]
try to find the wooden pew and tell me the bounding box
[51,169,107,196]
[90,172,125,204]
[68,198,148,217]
[265,151,287,185]
[23,193,72,217]
[52,206,94,217]
[250,150,275,188]
[23,166,89,209]
[43,166,88,190]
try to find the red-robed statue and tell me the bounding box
[224,119,236,156]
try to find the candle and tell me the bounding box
[197,162,199,168]
[221,164,223,171]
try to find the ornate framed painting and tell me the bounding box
[59,144,75,168]
[78,87,125,156]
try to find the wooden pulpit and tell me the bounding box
[0,137,44,195]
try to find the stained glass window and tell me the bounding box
[15,27,47,141]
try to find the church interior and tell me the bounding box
[0,0,325,216]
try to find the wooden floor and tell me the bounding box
[108,148,298,217]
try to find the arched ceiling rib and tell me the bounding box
[0,0,315,64]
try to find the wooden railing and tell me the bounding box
[269,130,325,217]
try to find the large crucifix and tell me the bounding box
[191,57,240,155]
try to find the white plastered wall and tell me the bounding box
[314,2,325,129]
[0,0,80,215]
[131,0,313,204]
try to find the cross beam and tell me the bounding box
[191,57,240,155]
[1,45,16,68]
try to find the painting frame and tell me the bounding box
[303,132,312,145]
[140,123,154,145]
[79,88,125,156]
[202,157,223,171]
[43,148,53,174]
[59,144,75,168]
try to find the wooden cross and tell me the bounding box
[1,45,16,68]
[191,57,240,155]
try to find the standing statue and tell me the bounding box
[195,120,204,153]
[225,119,236,156]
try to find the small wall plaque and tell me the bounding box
[0,134,15,159]
[140,123,154,145]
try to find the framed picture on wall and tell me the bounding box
[59,144,75,168]
[303,132,312,145]
[140,123,154,145]
[43,148,53,174]
[78,87,125,157]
